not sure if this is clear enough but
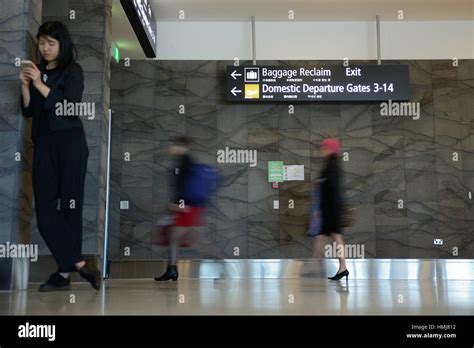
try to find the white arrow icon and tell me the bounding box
[231,87,242,96]
[231,70,242,80]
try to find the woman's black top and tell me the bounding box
[319,155,344,235]
[21,62,85,142]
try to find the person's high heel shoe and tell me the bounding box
[155,265,178,281]
[328,269,349,281]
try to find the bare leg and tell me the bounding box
[311,234,327,259]
[330,233,347,273]
[309,234,329,277]
[58,261,88,279]
[168,227,188,265]
[193,226,231,279]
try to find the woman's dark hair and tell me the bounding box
[36,21,77,69]
[171,136,190,147]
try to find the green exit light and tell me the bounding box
[113,45,120,63]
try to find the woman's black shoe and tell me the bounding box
[328,269,349,281]
[78,262,102,290]
[155,265,178,281]
[39,273,71,292]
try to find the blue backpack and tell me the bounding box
[182,164,218,204]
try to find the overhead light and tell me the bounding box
[112,43,120,63]
[120,0,157,58]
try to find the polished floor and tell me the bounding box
[1,277,474,315]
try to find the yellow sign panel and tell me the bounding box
[245,84,260,99]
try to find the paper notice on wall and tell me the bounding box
[284,165,304,181]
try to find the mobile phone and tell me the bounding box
[20,60,35,70]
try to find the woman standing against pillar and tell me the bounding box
[19,21,101,292]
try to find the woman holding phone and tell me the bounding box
[20,21,101,292]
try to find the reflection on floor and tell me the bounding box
[1,277,473,315]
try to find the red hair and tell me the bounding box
[321,138,341,156]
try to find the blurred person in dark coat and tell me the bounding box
[312,138,348,281]
[155,137,205,281]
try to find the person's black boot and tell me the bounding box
[39,273,71,292]
[155,265,178,281]
[78,262,102,290]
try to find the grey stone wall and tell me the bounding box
[0,0,42,288]
[110,59,474,260]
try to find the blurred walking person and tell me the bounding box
[312,138,348,281]
[155,137,216,281]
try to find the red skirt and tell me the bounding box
[173,207,206,227]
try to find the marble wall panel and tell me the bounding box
[110,59,474,259]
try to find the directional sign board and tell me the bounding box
[226,65,410,102]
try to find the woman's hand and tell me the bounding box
[20,69,32,109]
[23,64,42,88]
[19,69,31,87]
[23,64,50,98]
